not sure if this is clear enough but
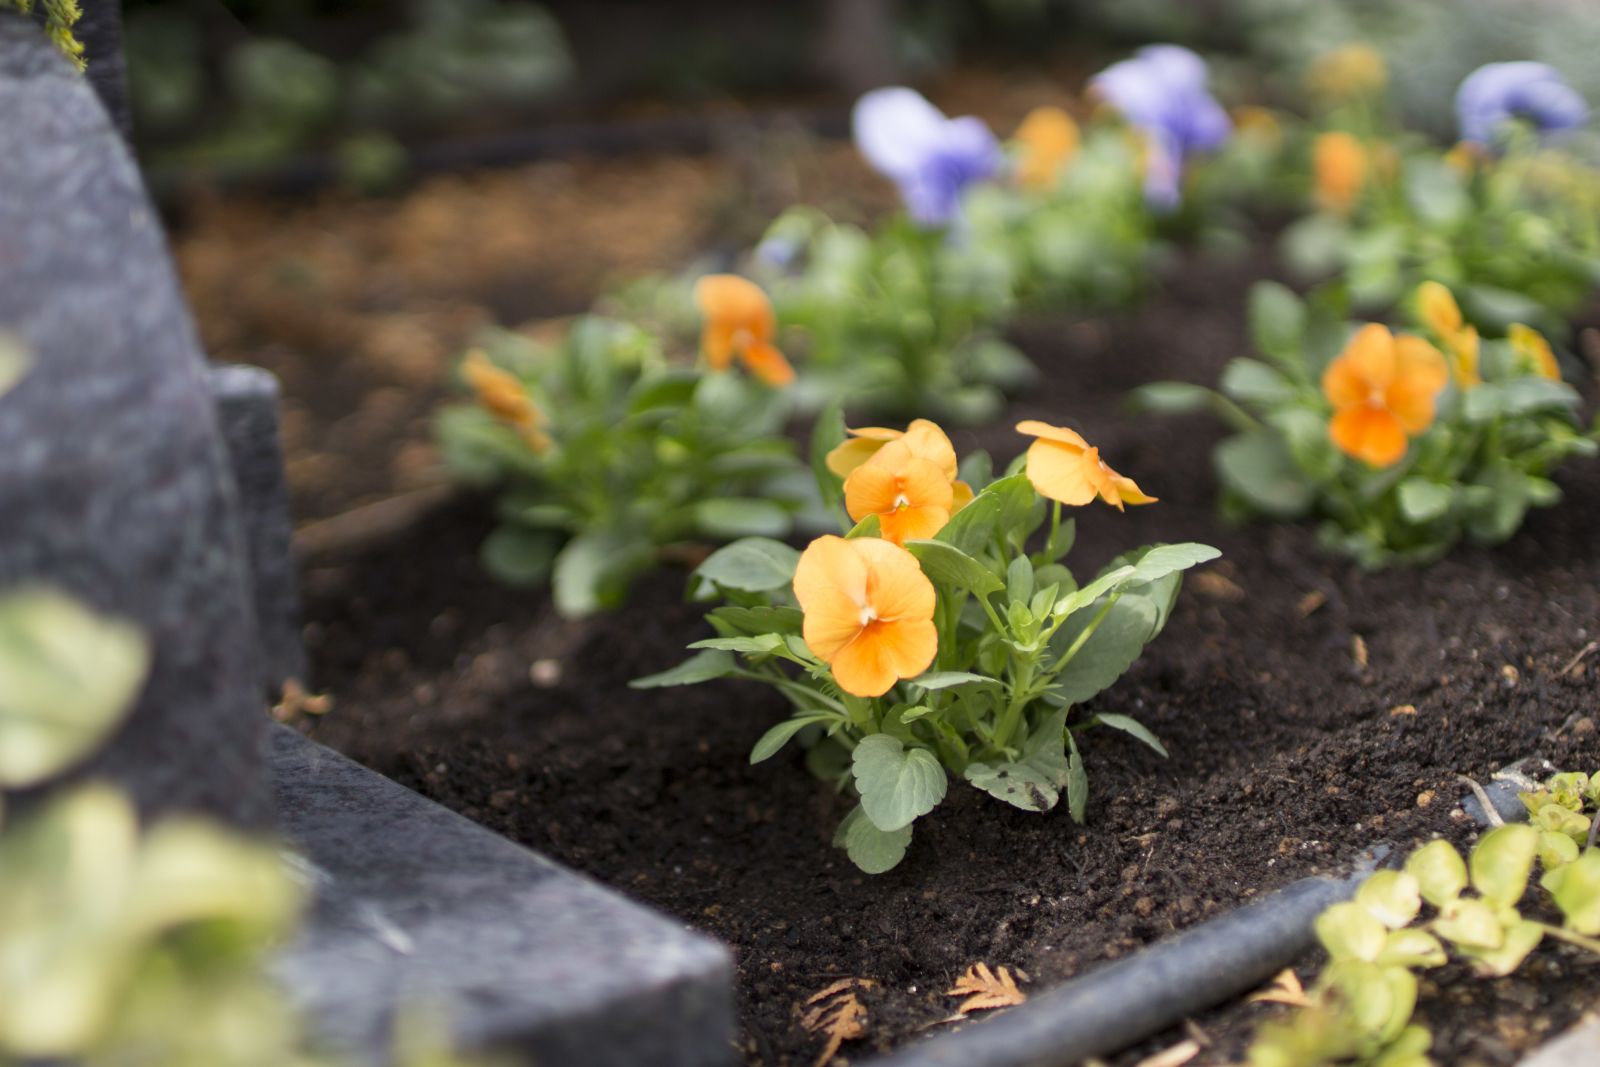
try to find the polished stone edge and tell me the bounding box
[208,364,308,693]
[268,726,736,1067]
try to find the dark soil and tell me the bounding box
[299,250,1600,1066]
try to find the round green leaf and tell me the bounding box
[851,735,948,833]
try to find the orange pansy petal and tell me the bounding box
[1016,419,1092,450]
[1103,472,1157,509]
[899,419,959,480]
[878,505,951,546]
[740,340,794,386]
[1509,324,1560,380]
[826,436,891,479]
[700,322,736,370]
[853,537,937,623]
[1387,335,1449,432]
[1345,323,1398,387]
[1416,282,1462,337]
[844,463,901,523]
[1024,439,1106,506]
[693,274,775,335]
[1314,132,1367,213]
[950,480,974,513]
[1329,405,1408,467]
[829,627,899,697]
[794,537,870,661]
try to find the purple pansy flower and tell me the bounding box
[1090,44,1231,210]
[1455,62,1588,148]
[852,87,1002,228]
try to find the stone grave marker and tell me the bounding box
[0,12,737,1063]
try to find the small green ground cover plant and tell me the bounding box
[1249,771,1600,1067]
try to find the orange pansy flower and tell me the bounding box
[1416,281,1480,388]
[1508,323,1560,380]
[692,274,795,387]
[1322,324,1449,468]
[462,350,551,453]
[1306,44,1388,101]
[1015,421,1155,510]
[1013,106,1080,190]
[1314,132,1368,215]
[839,420,972,543]
[825,425,906,479]
[793,535,938,698]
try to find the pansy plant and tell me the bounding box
[436,300,807,617]
[1135,280,1596,567]
[1283,59,1599,324]
[634,410,1216,873]
[1251,770,1600,1067]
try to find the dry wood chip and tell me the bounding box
[1351,634,1369,669]
[1560,640,1598,677]
[270,678,333,721]
[1296,589,1327,617]
[946,962,1027,1014]
[1190,570,1246,601]
[1247,968,1311,1008]
[1389,704,1417,716]
[800,978,876,1067]
[1130,1038,1201,1067]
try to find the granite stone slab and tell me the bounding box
[0,14,268,825]
[209,364,308,693]
[268,726,736,1067]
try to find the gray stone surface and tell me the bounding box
[0,14,268,825]
[76,0,131,142]
[268,727,736,1067]
[1515,1015,1600,1067]
[209,364,308,693]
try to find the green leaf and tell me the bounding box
[1404,840,1467,907]
[750,713,834,764]
[846,513,881,539]
[1376,928,1447,969]
[0,590,150,788]
[1357,871,1422,929]
[694,538,801,593]
[629,649,735,689]
[1052,565,1137,617]
[1220,359,1295,406]
[1542,850,1600,935]
[911,671,1001,691]
[810,400,848,511]
[851,735,948,832]
[1434,898,1504,950]
[937,474,1031,556]
[552,532,649,617]
[964,708,1070,812]
[688,634,785,655]
[1065,729,1087,823]
[692,498,792,539]
[906,539,1003,596]
[1127,381,1215,416]
[1125,543,1221,585]
[1248,281,1307,365]
[1457,917,1543,977]
[1051,592,1162,705]
[0,332,32,399]
[1006,555,1034,603]
[1215,431,1315,519]
[708,605,803,636]
[1316,901,1386,962]
[1091,713,1168,757]
[834,804,913,874]
[480,525,559,587]
[1462,378,1580,423]
[1470,823,1538,908]
[1396,479,1452,524]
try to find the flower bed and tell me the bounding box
[299,251,1600,1064]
